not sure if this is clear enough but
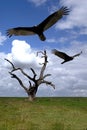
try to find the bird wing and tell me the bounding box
[52,49,70,60]
[6,27,36,37]
[38,6,70,31]
[73,51,82,58]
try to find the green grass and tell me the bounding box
[0,97,87,130]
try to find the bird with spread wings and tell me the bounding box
[52,49,82,64]
[6,6,70,41]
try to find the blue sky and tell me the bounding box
[0,0,87,97]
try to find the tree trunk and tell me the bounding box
[29,95,35,101]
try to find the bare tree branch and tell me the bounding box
[9,72,28,91]
[29,81,32,88]
[36,50,54,89]
[5,58,16,70]
[19,68,33,80]
[41,80,55,89]
[36,51,44,56]
[5,58,35,81]
[43,74,51,79]
[5,58,21,72]
[37,50,48,79]
[30,68,37,80]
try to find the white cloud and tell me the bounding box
[58,37,68,43]
[46,37,68,44]
[46,38,57,43]
[28,0,47,6]
[0,39,87,97]
[5,40,43,69]
[0,32,7,45]
[55,0,87,29]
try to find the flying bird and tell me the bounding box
[52,49,82,64]
[6,6,70,41]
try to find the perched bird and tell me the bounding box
[52,49,82,64]
[6,6,70,41]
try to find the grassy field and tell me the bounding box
[0,97,87,130]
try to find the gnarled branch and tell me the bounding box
[42,80,55,89]
[5,58,36,81]
[9,72,28,91]
[30,68,37,80]
[43,74,51,79]
[19,68,33,80]
[36,50,55,89]
[37,50,48,79]
[5,58,20,72]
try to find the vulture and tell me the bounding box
[52,49,82,64]
[6,6,70,41]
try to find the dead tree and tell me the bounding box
[5,50,55,101]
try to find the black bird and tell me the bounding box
[52,49,82,64]
[6,6,70,41]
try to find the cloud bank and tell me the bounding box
[0,39,87,97]
[56,0,87,30]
